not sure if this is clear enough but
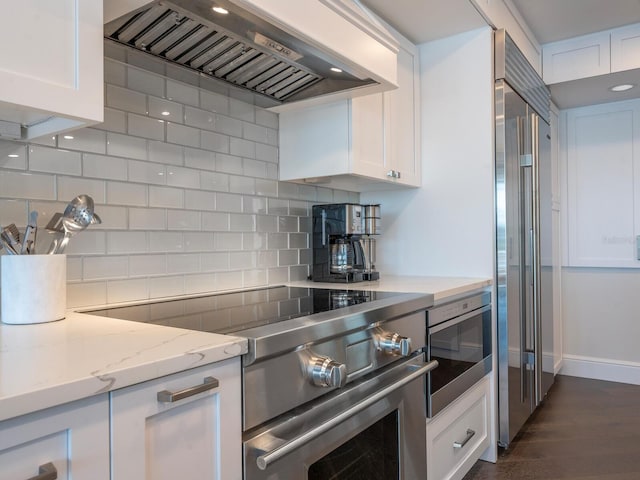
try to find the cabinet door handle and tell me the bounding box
[453,428,476,449]
[26,462,57,480]
[157,376,219,403]
[386,170,402,179]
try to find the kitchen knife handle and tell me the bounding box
[26,462,57,480]
[157,376,219,403]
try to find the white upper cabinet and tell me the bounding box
[0,0,103,140]
[279,21,420,192]
[611,23,640,73]
[543,22,640,85]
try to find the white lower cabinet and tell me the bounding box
[0,394,110,480]
[110,357,242,480]
[426,376,490,480]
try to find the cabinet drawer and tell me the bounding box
[427,377,490,480]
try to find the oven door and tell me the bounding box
[244,353,437,480]
[427,304,492,417]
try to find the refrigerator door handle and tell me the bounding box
[531,113,543,406]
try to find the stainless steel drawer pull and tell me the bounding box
[26,462,57,480]
[453,428,476,449]
[157,376,219,403]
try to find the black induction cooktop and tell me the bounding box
[86,286,404,335]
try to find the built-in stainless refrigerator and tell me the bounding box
[495,30,554,448]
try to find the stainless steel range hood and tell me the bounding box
[104,0,398,110]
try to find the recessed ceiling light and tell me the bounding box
[330,67,343,73]
[63,135,74,140]
[609,84,635,92]
[212,6,228,14]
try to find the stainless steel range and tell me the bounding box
[88,286,435,479]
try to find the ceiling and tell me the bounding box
[361,0,640,108]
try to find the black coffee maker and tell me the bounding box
[312,203,379,283]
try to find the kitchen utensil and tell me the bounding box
[51,195,98,254]
[2,224,22,253]
[44,212,63,232]
[21,211,38,254]
[0,230,17,254]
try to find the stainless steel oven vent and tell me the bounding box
[105,0,375,104]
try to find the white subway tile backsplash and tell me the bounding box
[167,123,200,148]
[167,79,199,107]
[201,90,229,115]
[98,108,127,134]
[58,129,107,154]
[256,109,278,129]
[128,114,165,141]
[229,98,255,122]
[84,255,129,280]
[128,67,165,97]
[130,254,167,276]
[230,213,255,232]
[29,146,81,175]
[107,132,148,160]
[150,231,184,252]
[67,281,107,308]
[108,231,148,254]
[184,232,214,251]
[149,186,184,208]
[57,177,105,203]
[0,141,27,170]
[106,181,147,206]
[130,207,166,230]
[201,131,230,154]
[230,137,256,158]
[229,175,255,195]
[106,85,147,115]
[148,97,183,121]
[202,211,229,231]
[65,231,107,255]
[149,275,184,298]
[166,165,200,189]
[185,190,216,211]
[216,192,242,212]
[107,278,149,304]
[83,153,127,181]
[184,147,215,171]
[128,159,167,185]
[216,153,243,174]
[167,253,200,274]
[2,63,357,306]
[168,209,200,230]
[200,252,229,271]
[255,143,278,163]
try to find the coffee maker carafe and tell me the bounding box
[312,203,380,283]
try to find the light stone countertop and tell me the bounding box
[288,275,493,302]
[0,310,247,422]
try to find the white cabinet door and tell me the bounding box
[566,100,640,267]
[110,358,242,480]
[611,23,640,72]
[0,395,110,480]
[0,0,103,139]
[542,31,610,84]
[278,18,420,192]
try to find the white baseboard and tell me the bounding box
[560,354,640,385]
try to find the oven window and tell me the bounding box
[308,411,399,479]
[429,308,491,394]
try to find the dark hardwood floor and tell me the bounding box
[463,374,640,480]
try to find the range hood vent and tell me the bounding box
[105,0,395,107]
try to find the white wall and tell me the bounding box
[362,26,495,278]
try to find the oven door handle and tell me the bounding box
[256,359,439,471]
